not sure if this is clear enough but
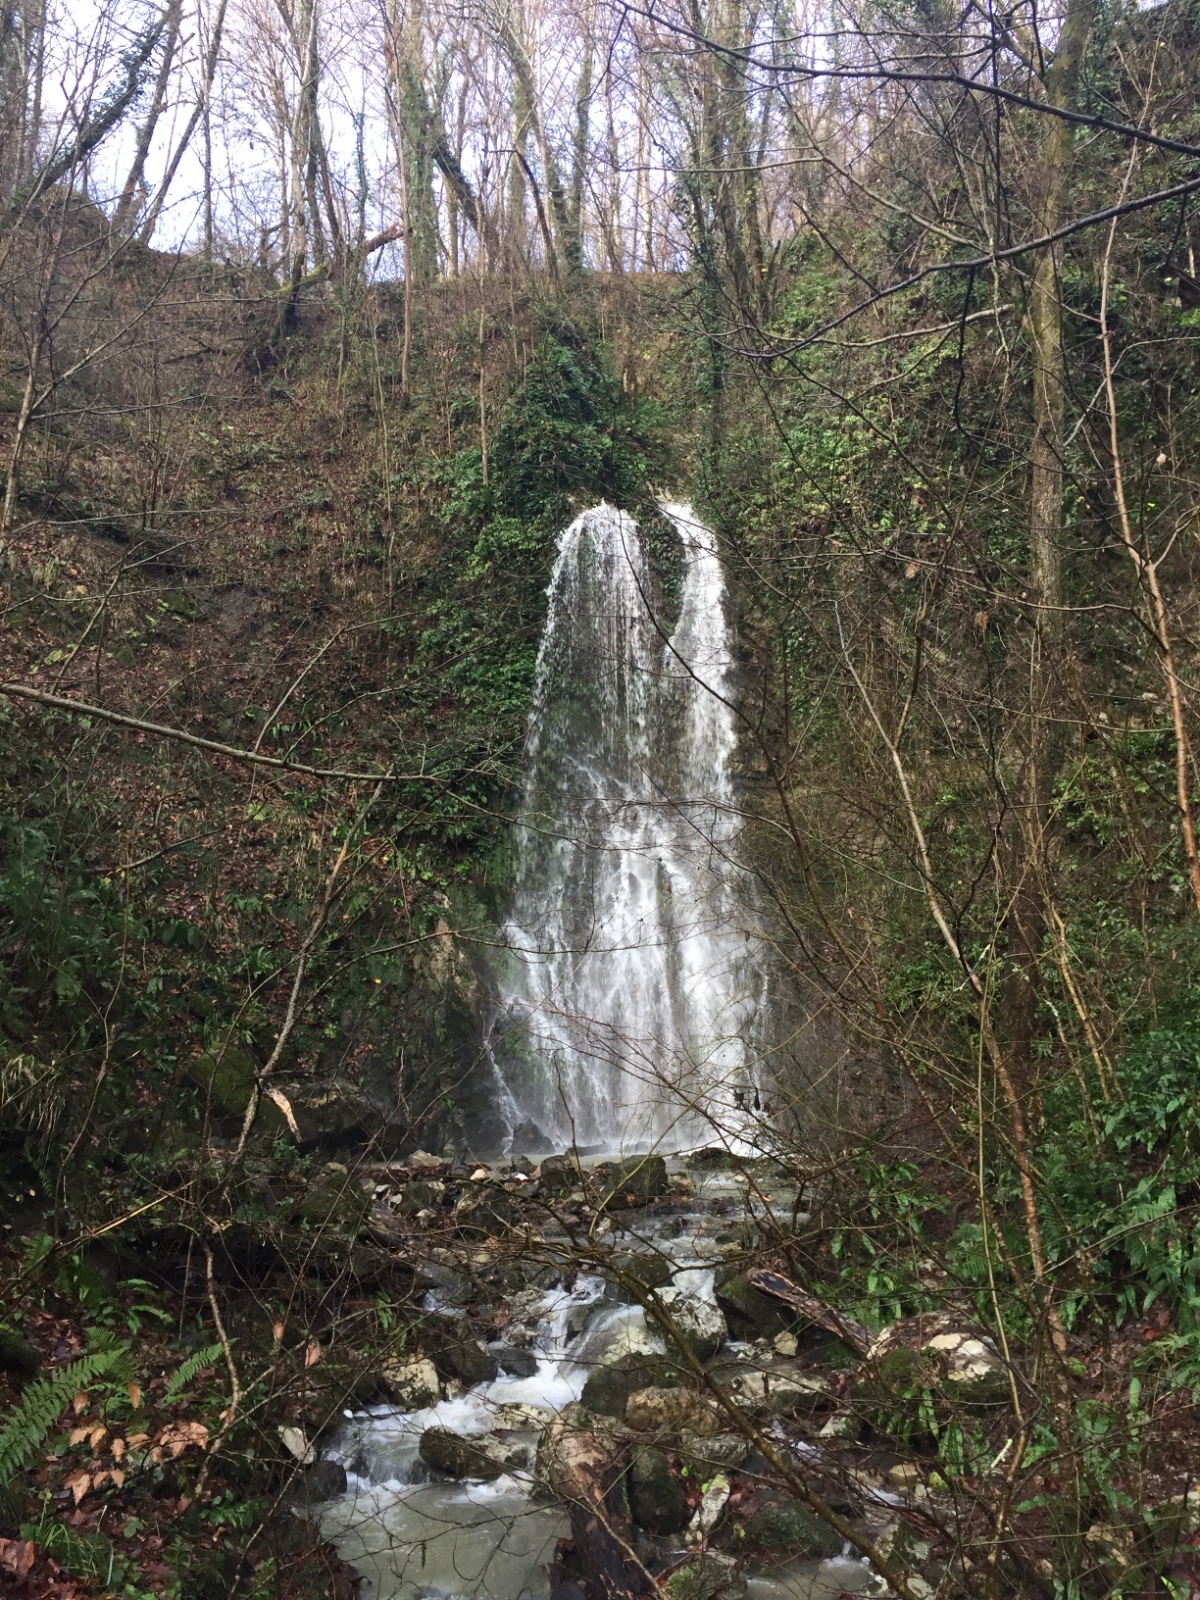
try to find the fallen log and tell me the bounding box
[538,1405,652,1600]
[747,1269,872,1357]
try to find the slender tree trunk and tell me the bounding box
[113,0,181,234]
[565,12,591,273]
[1003,0,1095,1099]
[138,0,230,245]
[2,322,46,539]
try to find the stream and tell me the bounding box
[317,1162,890,1600]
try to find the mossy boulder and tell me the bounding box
[186,1046,285,1135]
[291,1172,369,1234]
[738,1501,841,1559]
[603,1155,668,1202]
[581,1351,683,1416]
[628,1447,690,1534]
[860,1315,1009,1410]
[714,1271,790,1341]
[663,1552,746,1600]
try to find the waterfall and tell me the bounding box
[489,501,764,1154]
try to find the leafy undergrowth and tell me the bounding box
[0,1238,358,1600]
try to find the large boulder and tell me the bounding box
[288,1078,382,1150]
[418,1427,528,1479]
[625,1386,722,1437]
[863,1315,1008,1407]
[652,1288,727,1361]
[628,1447,690,1535]
[580,1351,682,1417]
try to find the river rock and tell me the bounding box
[379,1356,440,1409]
[876,1517,931,1568]
[291,1171,370,1233]
[1153,1488,1200,1537]
[432,1336,499,1387]
[714,1271,790,1340]
[865,1315,1008,1405]
[407,1149,447,1172]
[492,1342,539,1378]
[653,1287,727,1360]
[292,1458,348,1513]
[628,1446,690,1534]
[418,1426,528,1479]
[737,1500,842,1559]
[663,1552,746,1600]
[603,1155,669,1201]
[687,1148,735,1171]
[625,1386,722,1437]
[538,1153,583,1195]
[677,1430,750,1475]
[414,1260,475,1304]
[818,1410,861,1440]
[492,1402,557,1431]
[712,1361,829,1417]
[606,1252,674,1294]
[456,1186,526,1232]
[581,1351,682,1417]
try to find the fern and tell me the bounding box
[0,1348,124,1486]
[162,1342,224,1404]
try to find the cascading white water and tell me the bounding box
[490,501,764,1153]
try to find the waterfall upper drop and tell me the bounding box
[489,501,764,1154]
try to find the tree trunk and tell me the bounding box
[113,0,181,234]
[1006,0,1095,1095]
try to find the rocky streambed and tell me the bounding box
[301,1151,1006,1600]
